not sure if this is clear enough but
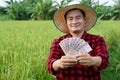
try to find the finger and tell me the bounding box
[62,55,76,59]
[79,59,89,63]
[64,62,77,66]
[76,53,90,58]
[61,57,77,63]
[77,56,91,61]
[78,60,89,65]
[62,62,77,69]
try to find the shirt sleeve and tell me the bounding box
[94,36,109,70]
[46,39,63,75]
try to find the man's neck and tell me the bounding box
[70,31,84,38]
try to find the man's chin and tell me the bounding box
[72,30,82,34]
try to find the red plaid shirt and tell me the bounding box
[47,31,109,80]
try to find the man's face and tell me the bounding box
[66,9,86,34]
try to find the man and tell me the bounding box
[47,3,109,80]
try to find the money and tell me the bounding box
[59,37,92,55]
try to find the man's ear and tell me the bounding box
[84,16,87,21]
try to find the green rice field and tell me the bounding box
[0,21,120,80]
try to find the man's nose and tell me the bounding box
[72,18,77,23]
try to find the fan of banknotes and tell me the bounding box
[59,37,92,55]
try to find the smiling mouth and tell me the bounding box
[71,25,80,27]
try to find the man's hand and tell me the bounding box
[76,54,102,67]
[52,55,77,72]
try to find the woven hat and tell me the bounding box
[53,3,97,33]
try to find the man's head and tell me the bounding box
[64,8,86,34]
[53,4,97,33]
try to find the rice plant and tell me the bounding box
[0,21,120,80]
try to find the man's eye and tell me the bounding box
[67,18,72,21]
[77,16,81,19]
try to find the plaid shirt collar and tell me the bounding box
[67,31,88,39]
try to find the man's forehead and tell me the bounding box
[66,10,83,17]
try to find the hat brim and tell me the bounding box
[53,4,97,33]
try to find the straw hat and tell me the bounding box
[53,3,97,33]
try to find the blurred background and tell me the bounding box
[0,0,120,80]
[0,0,120,20]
